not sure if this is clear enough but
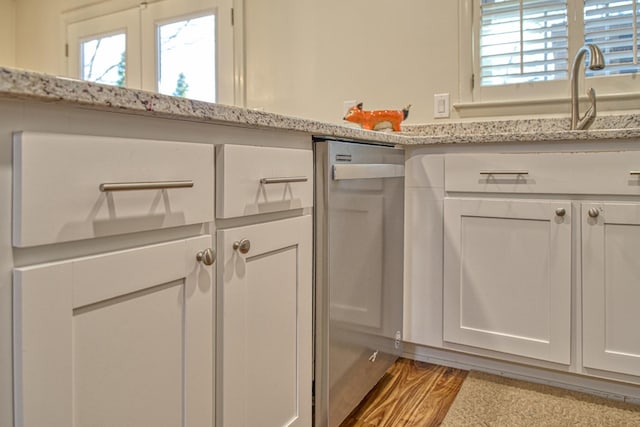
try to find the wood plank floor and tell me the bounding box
[340,358,468,427]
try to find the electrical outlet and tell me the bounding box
[343,100,357,117]
[433,93,450,119]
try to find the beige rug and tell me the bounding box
[441,371,640,426]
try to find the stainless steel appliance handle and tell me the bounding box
[260,176,308,184]
[332,164,405,181]
[479,170,529,175]
[99,180,194,192]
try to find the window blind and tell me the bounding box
[479,0,569,86]
[584,0,639,75]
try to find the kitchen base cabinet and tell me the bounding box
[13,235,214,427]
[216,215,312,427]
[583,202,640,377]
[443,198,572,364]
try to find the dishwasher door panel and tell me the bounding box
[314,140,404,427]
[329,192,384,329]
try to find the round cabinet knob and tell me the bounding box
[555,208,566,217]
[196,248,216,266]
[233,239,251,254]
[588,207,600,218]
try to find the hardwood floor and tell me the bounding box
[340,358,468,427]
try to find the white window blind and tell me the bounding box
[584,0,640,76]
[479,0,569,86]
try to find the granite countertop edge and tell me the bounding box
[1,66,639,146]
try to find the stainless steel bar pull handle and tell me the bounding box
[260,176,308,184]
[99,180,194,192]
[332,164,405,180]
[479,170,529,175]
[630,171,640,176]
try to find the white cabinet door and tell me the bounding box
[217,216,312,427]
[583,203,640,377]
[443,198,571,364]
[13,235,214,427]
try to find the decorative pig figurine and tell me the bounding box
[343,102,411,131]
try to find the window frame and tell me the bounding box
[62,0,241,106]
[66,8,142,90]
[459,0,640,112]
[475,0,575,101]
[140,2,224,102]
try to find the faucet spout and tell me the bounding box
[570,44,605,130]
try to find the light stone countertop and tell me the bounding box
[2,66,640,146]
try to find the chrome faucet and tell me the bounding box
[570,44,605,130]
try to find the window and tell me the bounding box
[584,0,640,76]
[479,0,569,86]
[67,8,141,89]
[157,15,216,101]
[470,0,640,103]
[80,32,127,87]
[65,0,235,105]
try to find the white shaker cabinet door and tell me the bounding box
[583,203,640,377]
[217,215,312,427]
[13,235,214,427]
[443,198,572,364]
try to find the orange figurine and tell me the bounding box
[343,102,411,131]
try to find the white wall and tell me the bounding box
[13,0,66,75]
[244,0,461,124]
[0,0,15,67]
[11,0,139,76]
[7,0,463,123]
[5,1,639,124]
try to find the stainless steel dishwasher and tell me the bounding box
[314,138,404,427]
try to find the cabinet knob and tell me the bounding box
[196,248,216,266]
[233,239,251,254]
[588,208,600,218]
[555,207,566,217]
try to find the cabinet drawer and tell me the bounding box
[446,151,640,195]
[13,132,214,247]
[216,144,313,218]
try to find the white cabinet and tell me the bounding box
[403,149,640,386]
[443,198,572,364]
[216,215,312,427]
[215,142,313,427]
[215,144,313,219]
[582,202,640,377]
[13,132,214,247]
[13,235,214,427]
[403,153,445,347]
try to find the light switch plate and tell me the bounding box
[433,93,450,119]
